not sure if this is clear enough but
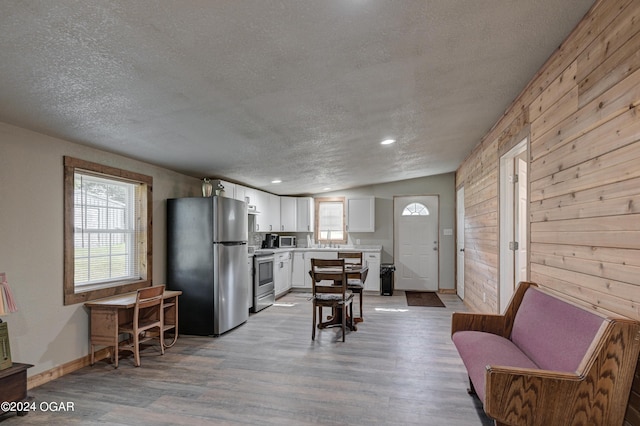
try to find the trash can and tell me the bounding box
[380,264,395,296]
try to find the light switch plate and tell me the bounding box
[443,228,453,236]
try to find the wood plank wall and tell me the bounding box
[455,0,640,422]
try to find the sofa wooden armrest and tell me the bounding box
[451,281,536,338]
[484,317,640,425]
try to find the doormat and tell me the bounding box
[405,291,445,307]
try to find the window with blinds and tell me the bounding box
[63,156,152,305]
[73,173,140,286]
[315,197,346,243]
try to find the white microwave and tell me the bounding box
[278,236,296,248]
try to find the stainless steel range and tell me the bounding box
[252,251,275,312]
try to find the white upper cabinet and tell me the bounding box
[253,190,270,232]
[347,196,375,232]
[268,193,281,232]
[280,196,297,232]
[234,184,247,204]
[296,197,314,233]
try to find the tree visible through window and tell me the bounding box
[64,157,152,305]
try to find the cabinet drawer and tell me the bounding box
[364,253,380,262]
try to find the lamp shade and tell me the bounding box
[0,273,17,315]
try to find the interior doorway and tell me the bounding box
[456,187,465,300]
[499,138,528,313]
[393,195,439,291]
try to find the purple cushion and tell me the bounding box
[452,331,539,403]
[510,287,604,372]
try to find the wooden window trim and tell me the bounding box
[63,156,153,305]
[314,197,347,244]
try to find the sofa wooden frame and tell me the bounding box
[452,282,640,426]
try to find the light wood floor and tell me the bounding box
[3,291,493,425]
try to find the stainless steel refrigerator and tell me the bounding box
[167,196,249,336]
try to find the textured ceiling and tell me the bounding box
[0,1,595,195]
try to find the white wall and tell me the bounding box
[0,122,200,376]
[322,172,456,290]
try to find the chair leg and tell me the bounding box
[133,332,141,367]
[312,303,316,340]
[359,292,363,320]
[159,326,165,355]
[341,306,345,342]
[90,344,95,366]
[114,340,119,369]
[350,303,354,329]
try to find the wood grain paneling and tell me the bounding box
[530,106,640,182]
[456,1,640,422]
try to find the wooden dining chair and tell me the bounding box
[338,252,366,322]
[310,258,354,342]
[118,285,165,367]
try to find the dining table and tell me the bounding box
[309,265,368,332]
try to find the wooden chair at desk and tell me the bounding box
[118,285,165,367]
[310,258,354,342]
[337,252,367,323]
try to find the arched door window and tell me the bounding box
[402,202,429,216]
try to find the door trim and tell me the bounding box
[499,137,528,313]
[456,186,465,300]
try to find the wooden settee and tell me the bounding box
[451,282,640,426]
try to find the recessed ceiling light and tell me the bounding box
[271,179,282,184]
[323,187,331,191]
[381,139,396,145]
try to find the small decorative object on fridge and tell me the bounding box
[202,178,213,197]
[215,182,225,197]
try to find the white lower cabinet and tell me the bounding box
[274,251,292,297]
[292,251,307,288]
[363,252,381,292]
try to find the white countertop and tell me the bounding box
[254,245,382,255]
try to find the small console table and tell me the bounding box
[84,289,181,368]
[0,363,34,416]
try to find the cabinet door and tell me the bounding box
[269,193,281,232]
[274,252,292,296]
[347,197,375,232]
[283,255,292,292]
[296,197,314,232]
[253,190,270,232]
[280,197,297,232]
[235,185,247,203]
[244,187,257,210]
[274,255,284,296]
[364,252,381,292]
[292,252,306,288]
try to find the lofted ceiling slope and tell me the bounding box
[0,1,595,195]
